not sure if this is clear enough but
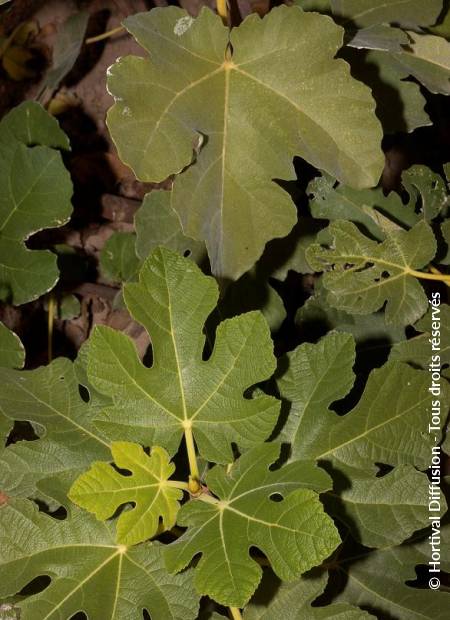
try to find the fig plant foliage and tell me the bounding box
[0,2,450,620]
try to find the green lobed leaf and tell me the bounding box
[331,0,443,28]
[392,31,450,95]
[390,301,450,370]
[58,293,81,320]
[88,247,280,463]
[402,165,449,222]
[347,24,410,52]
[41,11,89,92]
[69,441,183,545]
[107,6,383,280]
[308,167,447,243]
[333,528,450,618]
[0,322,24,368]
[0,358,110,501]
[293,0,331,12]
[259,217,324,277]
[306,220,437,325]
[135,191,206,264]
[0,499,200,620]
[0,102,73,304]
[0,100,70,150]
[217,268,286,332]
[164,443,339,607]
[100,231,141,285]
[244,570,374,619]
[295,280,406,350]
[278,340,449,473]
[308,173,408,241]
[440,218,450,265]
[325,464,446,547]
[430,5,450,39]
[277,333,450,546]
[276,332,356,460]
[135,191,285,330]
[341,47,430,133]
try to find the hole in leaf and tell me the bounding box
[78,384,90,403]
[110,463,132,477]
[6,420,39,447]
[33,498,68,520]
[269,492,283,502]
[406,564,433,589]
[142,344,154,368]
[375,463,394,477]
[183,249,191,258]
[19,575,51,596]
[110,502,136,521]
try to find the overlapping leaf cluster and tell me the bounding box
[1,246,449,618]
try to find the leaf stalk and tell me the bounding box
[408,267,450,284]
[184,424,200,482]
[165,480,190,490]
[229,607,243,620]
[47,293,55,363]
[427,264,450,287]
[86,25,126,45]
[217,0,228,23]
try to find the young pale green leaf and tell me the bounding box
[164,443,339,607]
[107,6,383,280]
[135,191,206,264]
[325,465,446,547]
[331,0,443,28]
[0,102,72,304]
[278,347,449,473]
[333,529,450,619]
[306,220,437,325]
[0,358,110,500]
[276,332,356,460]
[244,570,374,619]
[69,441,183,545]
[0,499,200,620]
[393,32,450,95]
[88,247,280,464]
[0,322,24,368]
[390,302,450,370]
[99,231,141,285]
